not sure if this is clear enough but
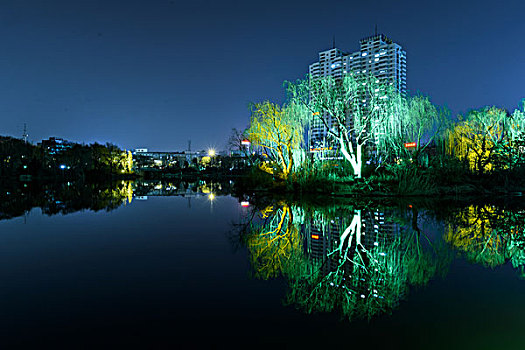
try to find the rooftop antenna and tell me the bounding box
[188,139,191,152]
[375,24,378,36]
[22,123,28,143]
[332,35,336,49]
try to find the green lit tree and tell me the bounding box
[286,74,403,178]
[381,94,449,165]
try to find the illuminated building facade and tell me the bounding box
[308,34,407,155]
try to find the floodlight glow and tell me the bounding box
[208,149,216,157]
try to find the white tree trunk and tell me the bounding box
[339,210,362,252]
[339,137,362,178]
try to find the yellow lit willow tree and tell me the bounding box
[446,106,525,174]
[246,101,306,180]
[286,74,403,178]
[121,150,133,173]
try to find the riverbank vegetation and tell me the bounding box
[236,74,525,196]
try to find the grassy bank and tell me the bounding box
[234,160,525,198]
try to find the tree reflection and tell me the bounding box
[0,181,134,220]
[241,202,448,320]
[446,205,525,276]
[243,202,302,279]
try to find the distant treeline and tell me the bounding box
[0,136,133,181]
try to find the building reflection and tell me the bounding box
[242,202,447,320]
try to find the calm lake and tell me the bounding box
[1,180,525,349]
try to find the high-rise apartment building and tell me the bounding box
[308,34,407,154]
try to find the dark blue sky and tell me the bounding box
[1,0,524,151]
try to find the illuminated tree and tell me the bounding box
[382,94,449,165]
[286,74,403,178]
[121,150,133,173]
[492,102,525,170]
[246,101,306,180]
[446,107,511,174]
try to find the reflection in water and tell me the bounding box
[244,203,301,280]
[5,179,525,325]
[0,181,133,220]
[446,205,525,276]
[240,202,450,320]
[0,179,234,221]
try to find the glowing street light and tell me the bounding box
[208,149,216,157]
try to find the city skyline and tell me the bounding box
[0,0,524,151]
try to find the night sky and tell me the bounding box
[1,0,524,151]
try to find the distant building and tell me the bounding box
[132,150,190,169]
[308,34,407,154]
[39,137,74,155]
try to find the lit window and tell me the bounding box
[374,58,379,62]
[362,52,367,56]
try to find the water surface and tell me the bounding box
[1,181,525,349]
